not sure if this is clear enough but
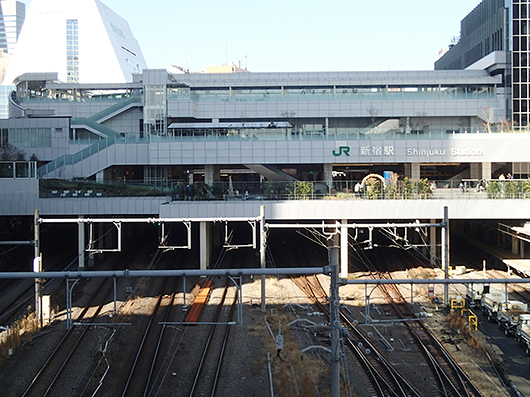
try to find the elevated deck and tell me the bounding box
[2,196,530,221]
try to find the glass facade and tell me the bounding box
[66,19,79,83]
[144,85,167,136]
[512,1,530,126]
[0,85,13,118]
[167,85,497,103]
[0,1,25,55]
[8,127,51,147]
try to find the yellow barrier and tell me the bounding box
[461,308,478,331]
[450,298,465,312]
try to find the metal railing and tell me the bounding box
[0,161,37,179]
[38,178,530,200]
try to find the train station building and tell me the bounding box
[1,0,530,225]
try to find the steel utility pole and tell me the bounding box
[329,246,340,397]
[443,206,450,306]
[34,209,42,327]
[260,205,266,312]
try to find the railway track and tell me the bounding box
[291,248,484,397]
[121,276,179,397]
[187,279,238,397]
[18,244,155,397]
[293,275,423,397]
[21,272,120,397]
[107,241,241,396]
[375,271,484,397]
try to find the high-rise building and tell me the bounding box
[0,0,24,97]
[3,0,148,85]
[435,0,530,127]
[0,0,24,55]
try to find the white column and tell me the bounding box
[200,221,210,270]
[411,163,420,180]
[204,165,220,186]
[340,220,348,277]
[404,163,420,179]
[470,163,481,179]
[482,162,492,179]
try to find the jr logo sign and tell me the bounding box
[332,146,350,156]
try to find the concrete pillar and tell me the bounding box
[513,236,519,255]
[204,165,220,186]
[404,163,420,179]
[200,221,211,270]
[482,162,492,179]
[96,171,104,182]
[340,219,348,277]
[430,219,437,267]
[470,163,481,179]
[323,163,333,193]
[521,240,525,259]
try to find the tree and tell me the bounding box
[480,107,492,133]
[366,106,380,125]
[0,144,25,161]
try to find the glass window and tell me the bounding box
[514,53,521,67]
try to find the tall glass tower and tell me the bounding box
[0,1,24,118]
[0,0,24,55]
[435,0,530,128]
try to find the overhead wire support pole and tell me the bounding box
[443,206,450,306]
[260,205,266,312]
[329,246,340,397]
[34,209,42,327]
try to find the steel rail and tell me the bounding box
[144,280,178,397]
[188,281,232,397]
[20,244,146,397]
[21,275,116,397]
[121,278,169,397]
[210,284,238,397]
[293,275,421,397]
[379,271,484,397]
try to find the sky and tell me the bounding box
[19,0,481,73]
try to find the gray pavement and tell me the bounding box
[478,313,530,396]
